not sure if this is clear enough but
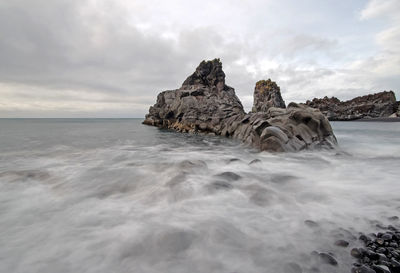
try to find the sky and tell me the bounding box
[0,0,399,118]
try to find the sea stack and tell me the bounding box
[143,59,337,152]
[252,79,286,112]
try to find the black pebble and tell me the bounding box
[351,248,363,259]
[376,238,385,245]
[371,264,391,273]
[360,234,371,243]
[376,247,387,254]
[351,265,376,273]
[366,249,380,260]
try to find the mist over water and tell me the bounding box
[0,119,399,273]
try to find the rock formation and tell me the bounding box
[305,91,399,121]
[252,79,286,112]
[143,59,337,152]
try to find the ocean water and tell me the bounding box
[0,119,399,273]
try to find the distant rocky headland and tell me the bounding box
[143,59,337,152]
[306,91,400,121]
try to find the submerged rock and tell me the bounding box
[318,252,338,266]
[304,220,319,228]
[143,59,337,152]
[334,239,349,247]
[283,262,303,273]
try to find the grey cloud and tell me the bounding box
[0,0,247,117]
[0,0,399,117]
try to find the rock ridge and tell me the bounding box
[306,91,399,121]
[143,59,337,152]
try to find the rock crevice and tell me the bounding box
[143,59,337,152]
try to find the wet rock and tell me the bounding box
[351,265,377,273]
[377,247,387,254]
[335,239,349,247]
[382,234,393,241]
[360,234,372,243]
[377,253,388,261]
[318,252,338,266]
[305,91,398,121]
[350,224,400,273]
[249,159,261,165]
[304,220,319,228]
[143,58,337,152]
[391,259,400,272]
[228,158,240,163]
[376,238,385,245]
[178,160,208,170]
[371,264,391,273]
[366,250,380,260]
[351,248,364,259]
[214,172,242,181]
[283,262,303,273]
[390,242,399,248]
[388,225,398,231]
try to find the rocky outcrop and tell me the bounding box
[252,79,286,112]
[305,91,398,121]
[143,59,337,152]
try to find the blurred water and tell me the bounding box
[0,119,399,273]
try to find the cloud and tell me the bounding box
[0,0,247,116]
[360,0,400,20]
[0,0,399,117]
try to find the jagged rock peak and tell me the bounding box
[144,59,337,152]
[252,79,286,112]
[182,58,226,90]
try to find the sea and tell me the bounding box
[0,118,399,273]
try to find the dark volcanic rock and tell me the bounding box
[305,91,398,121]
[350,224,400,273]
[351,265,376,273]
[143,59,337,152]
[252,79,286,112]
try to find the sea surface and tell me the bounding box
[0,119,399,273]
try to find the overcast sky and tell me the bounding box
[1,0,399,117]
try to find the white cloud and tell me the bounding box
[360,0,400,20]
